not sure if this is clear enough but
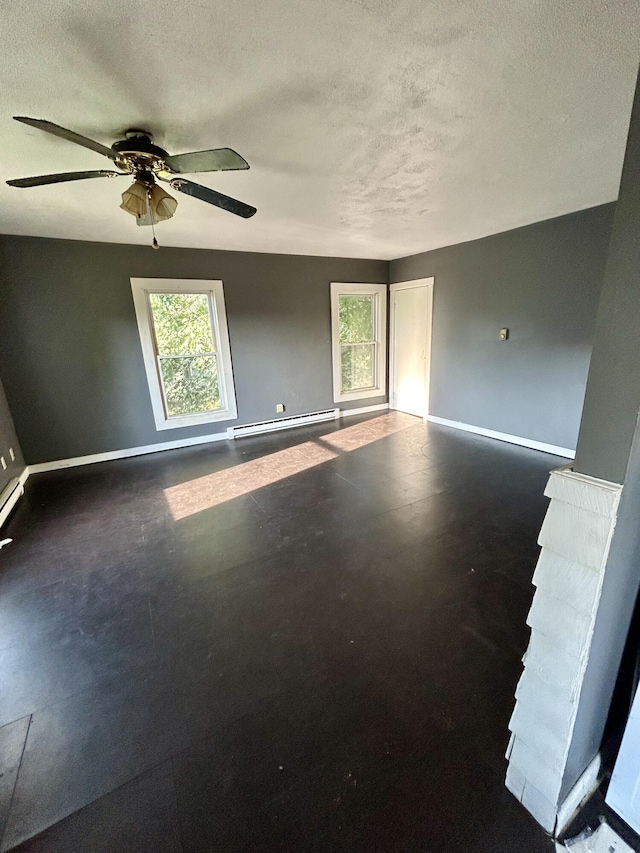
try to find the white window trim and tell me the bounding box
[130,278,238,431]
[330,282,388,403]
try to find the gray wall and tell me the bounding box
[574,73,640,484]
[0,236,387,464]
[563,414,640,798]
[0,376,24,493]
[560,69,640,798]
[390,204,615,451]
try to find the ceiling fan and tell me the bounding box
[6,117,256,248]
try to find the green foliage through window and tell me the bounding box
[341,344,375,391]
[149,293,215,355]
[149,293,222,416]
[159,355,221,416]
[339,294,376,392]
[338,295,374,344]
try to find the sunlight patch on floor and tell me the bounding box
[163,413,414,520]
[318,411,413,451]
[164,440,337,520]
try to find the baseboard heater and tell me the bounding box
[228,408,339,439]
[0,475,25,528]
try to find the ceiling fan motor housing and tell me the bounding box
[111,131,170,175]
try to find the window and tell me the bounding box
[131,278,237,430]
[330,282,387,403]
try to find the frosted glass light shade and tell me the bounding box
[120,180,147,218]
[120,181,178,225]
[149,184,178,222]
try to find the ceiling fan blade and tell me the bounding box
[167,177,256,218]
[13,117,117,160]
[7,170,126,188]
[164,148,249,174]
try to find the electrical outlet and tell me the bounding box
[276,403,285,413]
[0,457,6,471]
[9,448,15,462]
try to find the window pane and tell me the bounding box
[339,295,374,344]
[159,355,221,416]
[149,293,215,355]
[341,344,375,392]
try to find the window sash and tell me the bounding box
[156,352,223,418]
[340,342,377,392]
[156,352,217,359]
[338,294,375,345]
[147,290,226,420]
[131,278,238,431]
[330,282,387,404]
[148,291,218,357]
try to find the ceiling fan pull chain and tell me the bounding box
[147,187,160,249]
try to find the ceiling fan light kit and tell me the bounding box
[120,180,178,224]
[7,118,257,249]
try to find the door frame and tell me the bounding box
[389,277,434,418]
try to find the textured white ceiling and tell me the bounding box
[1,0,639,260]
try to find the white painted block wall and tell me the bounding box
[506,465,622,832]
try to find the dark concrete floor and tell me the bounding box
[0,412,556,852]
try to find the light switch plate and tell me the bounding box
[276,403,285,413]
[0,457,6,470]
[499,328,509,340]
[9,448,15,461]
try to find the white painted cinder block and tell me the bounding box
[538,501,612,571]
[509,738,564,804]
[506,464,622,834]
[544,468,621,519]
[515,668,575,735]
[516,667,573,717]
[527,590,592,659]
[519,781,559,833]
[532,551,600,618]
[505,765,557,832]
[523,631,581,695]
[509,702,572,771]
[505,763,527,798]
[509,704,568,774]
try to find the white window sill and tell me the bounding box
[155,408,237,431]
[333,387,385,404]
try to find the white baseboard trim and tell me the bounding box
[0,467,29,528]
[426,415,575,458]
[26,404,393,475]
[340,403,389,418]
[28,432,229,474]
[555,753,602,837]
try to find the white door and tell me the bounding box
[606,683,640,835]
[390,279,433,418]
